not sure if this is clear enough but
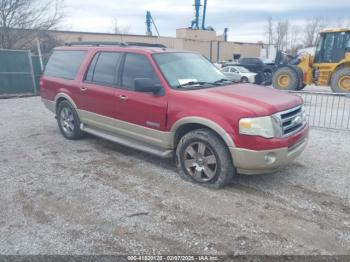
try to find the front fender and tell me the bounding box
[170,116,236,148]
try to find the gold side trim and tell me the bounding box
[78,109,175,149]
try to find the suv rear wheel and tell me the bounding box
[176,129,234,188]
[57,100,84,140]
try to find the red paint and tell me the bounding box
[41,45,308,151]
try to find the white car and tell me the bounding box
[221,66,257,83]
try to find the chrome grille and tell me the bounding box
[275,105,307,137]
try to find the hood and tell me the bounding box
[185,84,302,116]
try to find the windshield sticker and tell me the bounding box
[178,79,198,85]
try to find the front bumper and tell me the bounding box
[229,136,308,175]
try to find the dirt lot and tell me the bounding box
[0,97,349,255]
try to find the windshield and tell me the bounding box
[153,52,229,89]
[235,66,250,73]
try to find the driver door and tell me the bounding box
[114,53,168,146]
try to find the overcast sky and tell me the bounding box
[62,0,350,43]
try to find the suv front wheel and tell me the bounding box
[57,100,84,140]
[176,129,235,188]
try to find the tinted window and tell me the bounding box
[45,50,86,80]
[122,53,160,90]
[92,52,121,85]
[85,53,100,82]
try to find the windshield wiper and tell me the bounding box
[213,78,233,85]
[175,81,215,88]
[175,79,233,89]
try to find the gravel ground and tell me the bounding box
[0,97,349,255]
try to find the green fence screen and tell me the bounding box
[0,49,42,95]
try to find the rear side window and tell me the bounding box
[44,50,86,80]
[86,52,122,85]
[122,53,160,90]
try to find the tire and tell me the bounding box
[330,67,350,93]
[297,84,307,91]
[241,77,248,83]
[57,100,84,140]
[272,67,300,90]
[176,128,235,189]
[262,70,273,85]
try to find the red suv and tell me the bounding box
[41,42,309,188]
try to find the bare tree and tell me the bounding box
[303,17,326,47]
[289,25,301,54]
[265,17,273,45]
[274,20,289,51]
[112,18,131,34]
[0,0,64,49]
[32,31,63,62]
[264,17,274,58]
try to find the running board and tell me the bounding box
[80,124,174,158]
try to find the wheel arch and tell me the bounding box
[334,62,350,72]
[54,93,78,113]
[171,117,236,149]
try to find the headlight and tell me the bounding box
[239,116,275,138]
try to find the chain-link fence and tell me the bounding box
[0,49,42,96]
[290,91,350,131]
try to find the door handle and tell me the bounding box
[80,86,88,92]
[119,95,128,101]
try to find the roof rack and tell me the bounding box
[64,41,127,47]
[64,41,167,48]
[126,42,166,48]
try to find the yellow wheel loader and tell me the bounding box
[272,28,350,93]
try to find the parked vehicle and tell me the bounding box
[221,66,256,83]
[272,28,350,93]
[41,42,309,188]
[238,57,274,85]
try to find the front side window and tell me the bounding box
[322,33,335,62]
[122,53,160,90]
[153,52,227,89]
[44,50,87,80]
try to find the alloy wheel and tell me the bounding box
[183,142,218,182]
[60,107,75,136]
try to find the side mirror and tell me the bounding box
[134,78,161,93]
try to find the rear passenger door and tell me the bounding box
[78,51,122,119]
[116,53,168,131]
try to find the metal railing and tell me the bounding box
[289,91,350,131]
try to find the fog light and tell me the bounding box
[265,152,276,165]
